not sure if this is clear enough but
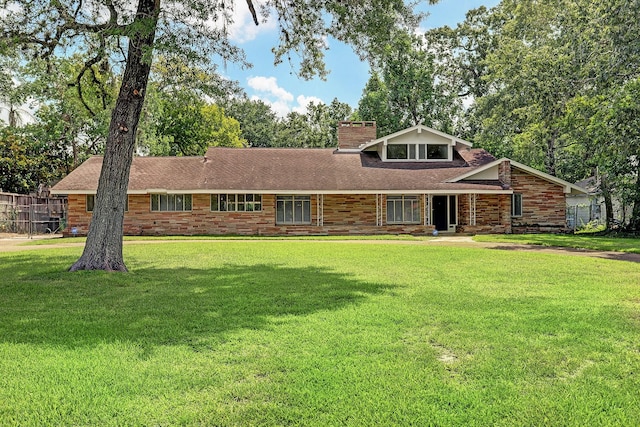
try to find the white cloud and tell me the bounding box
[201,0,276,44]
[227,2,277,43]
[249,95,287,117]
[292,95,323,114]
[247,76,294,102]
[247,76,325,117]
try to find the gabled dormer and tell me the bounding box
[341,123,473,163]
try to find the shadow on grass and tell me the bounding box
[0,253,392,350]
[487,244,640,263]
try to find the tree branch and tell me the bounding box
[246,0,259,25]
[71,38,108,117]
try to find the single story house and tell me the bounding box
[51,121,586,236]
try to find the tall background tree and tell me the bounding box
[357,30,459,137]
[0,57,36,128]
[428,0,640,231]
[2,0,429,271]
[221,97,280,147]
[0,53,116,190]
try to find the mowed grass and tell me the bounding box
[1,241,639,426]
[474,233,640,254]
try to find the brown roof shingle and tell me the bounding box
[52,147,504,194]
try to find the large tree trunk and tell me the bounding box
[544,129,557,176]
[628,163,640,232]
[600,173,615,230]
[70,0,159,272]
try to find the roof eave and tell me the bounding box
[446,158,503,183]
[358,125,474,151]
[507,159,589,194]
[51,188,511,195]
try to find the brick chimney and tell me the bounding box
[498,159,512,188]
[337,121,377,150]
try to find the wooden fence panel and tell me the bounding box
[0,192,67,234]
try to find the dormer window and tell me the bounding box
[385,143,451,161]
[387,144,409,159]
[426,144,449,159]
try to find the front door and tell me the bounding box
[432,196,449,231]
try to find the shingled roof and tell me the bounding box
[51,145,507,195]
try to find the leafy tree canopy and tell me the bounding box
[357,29,460,137]
[1,0,430,270]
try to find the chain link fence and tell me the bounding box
[0,192,67,236]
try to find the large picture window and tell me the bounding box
[387,195,420,224]
[150,194,192,211]
[276,195,311,224]
[426,144,449,159]
[211,194,262,212]
[386,144,408,159]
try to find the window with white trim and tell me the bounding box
[211,194,262,212]
[276,195,311,224]
[386,143,450,161]
[86,195,128,212]
[387,195,420,224]
[150,194,192,211]
[426,144,449,159]
[387,144,408,159]
[512,193,523,217]
[449,195,457,225]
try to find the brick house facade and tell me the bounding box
[53,122,586,236]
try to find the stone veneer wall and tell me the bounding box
[66,194,92,235]
[457,194,511,234]
[65,171,568,236]
[510,168,567,233]
[323,194,377,225]
[66,193,434,236]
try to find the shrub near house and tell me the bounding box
[52,122,586,236]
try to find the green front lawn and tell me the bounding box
[1,241,639,425]
[474,233,640,253]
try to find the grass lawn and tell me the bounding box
[1,241,639,426]
[474,233,640,254]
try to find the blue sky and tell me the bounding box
[219,0,500,116]
[0,1,500,125]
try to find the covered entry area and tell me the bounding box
[431,195,457,232]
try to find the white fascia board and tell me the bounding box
[447,158,505,183]
[143,189,204,194]
[50,189,97,195]
[450,158,588,194]
[508,159,589,194]
[335,148,362,153]
[203,189,511,195]
[55,188,511,196]
[360,189,510,195]
[358,125,473,151]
